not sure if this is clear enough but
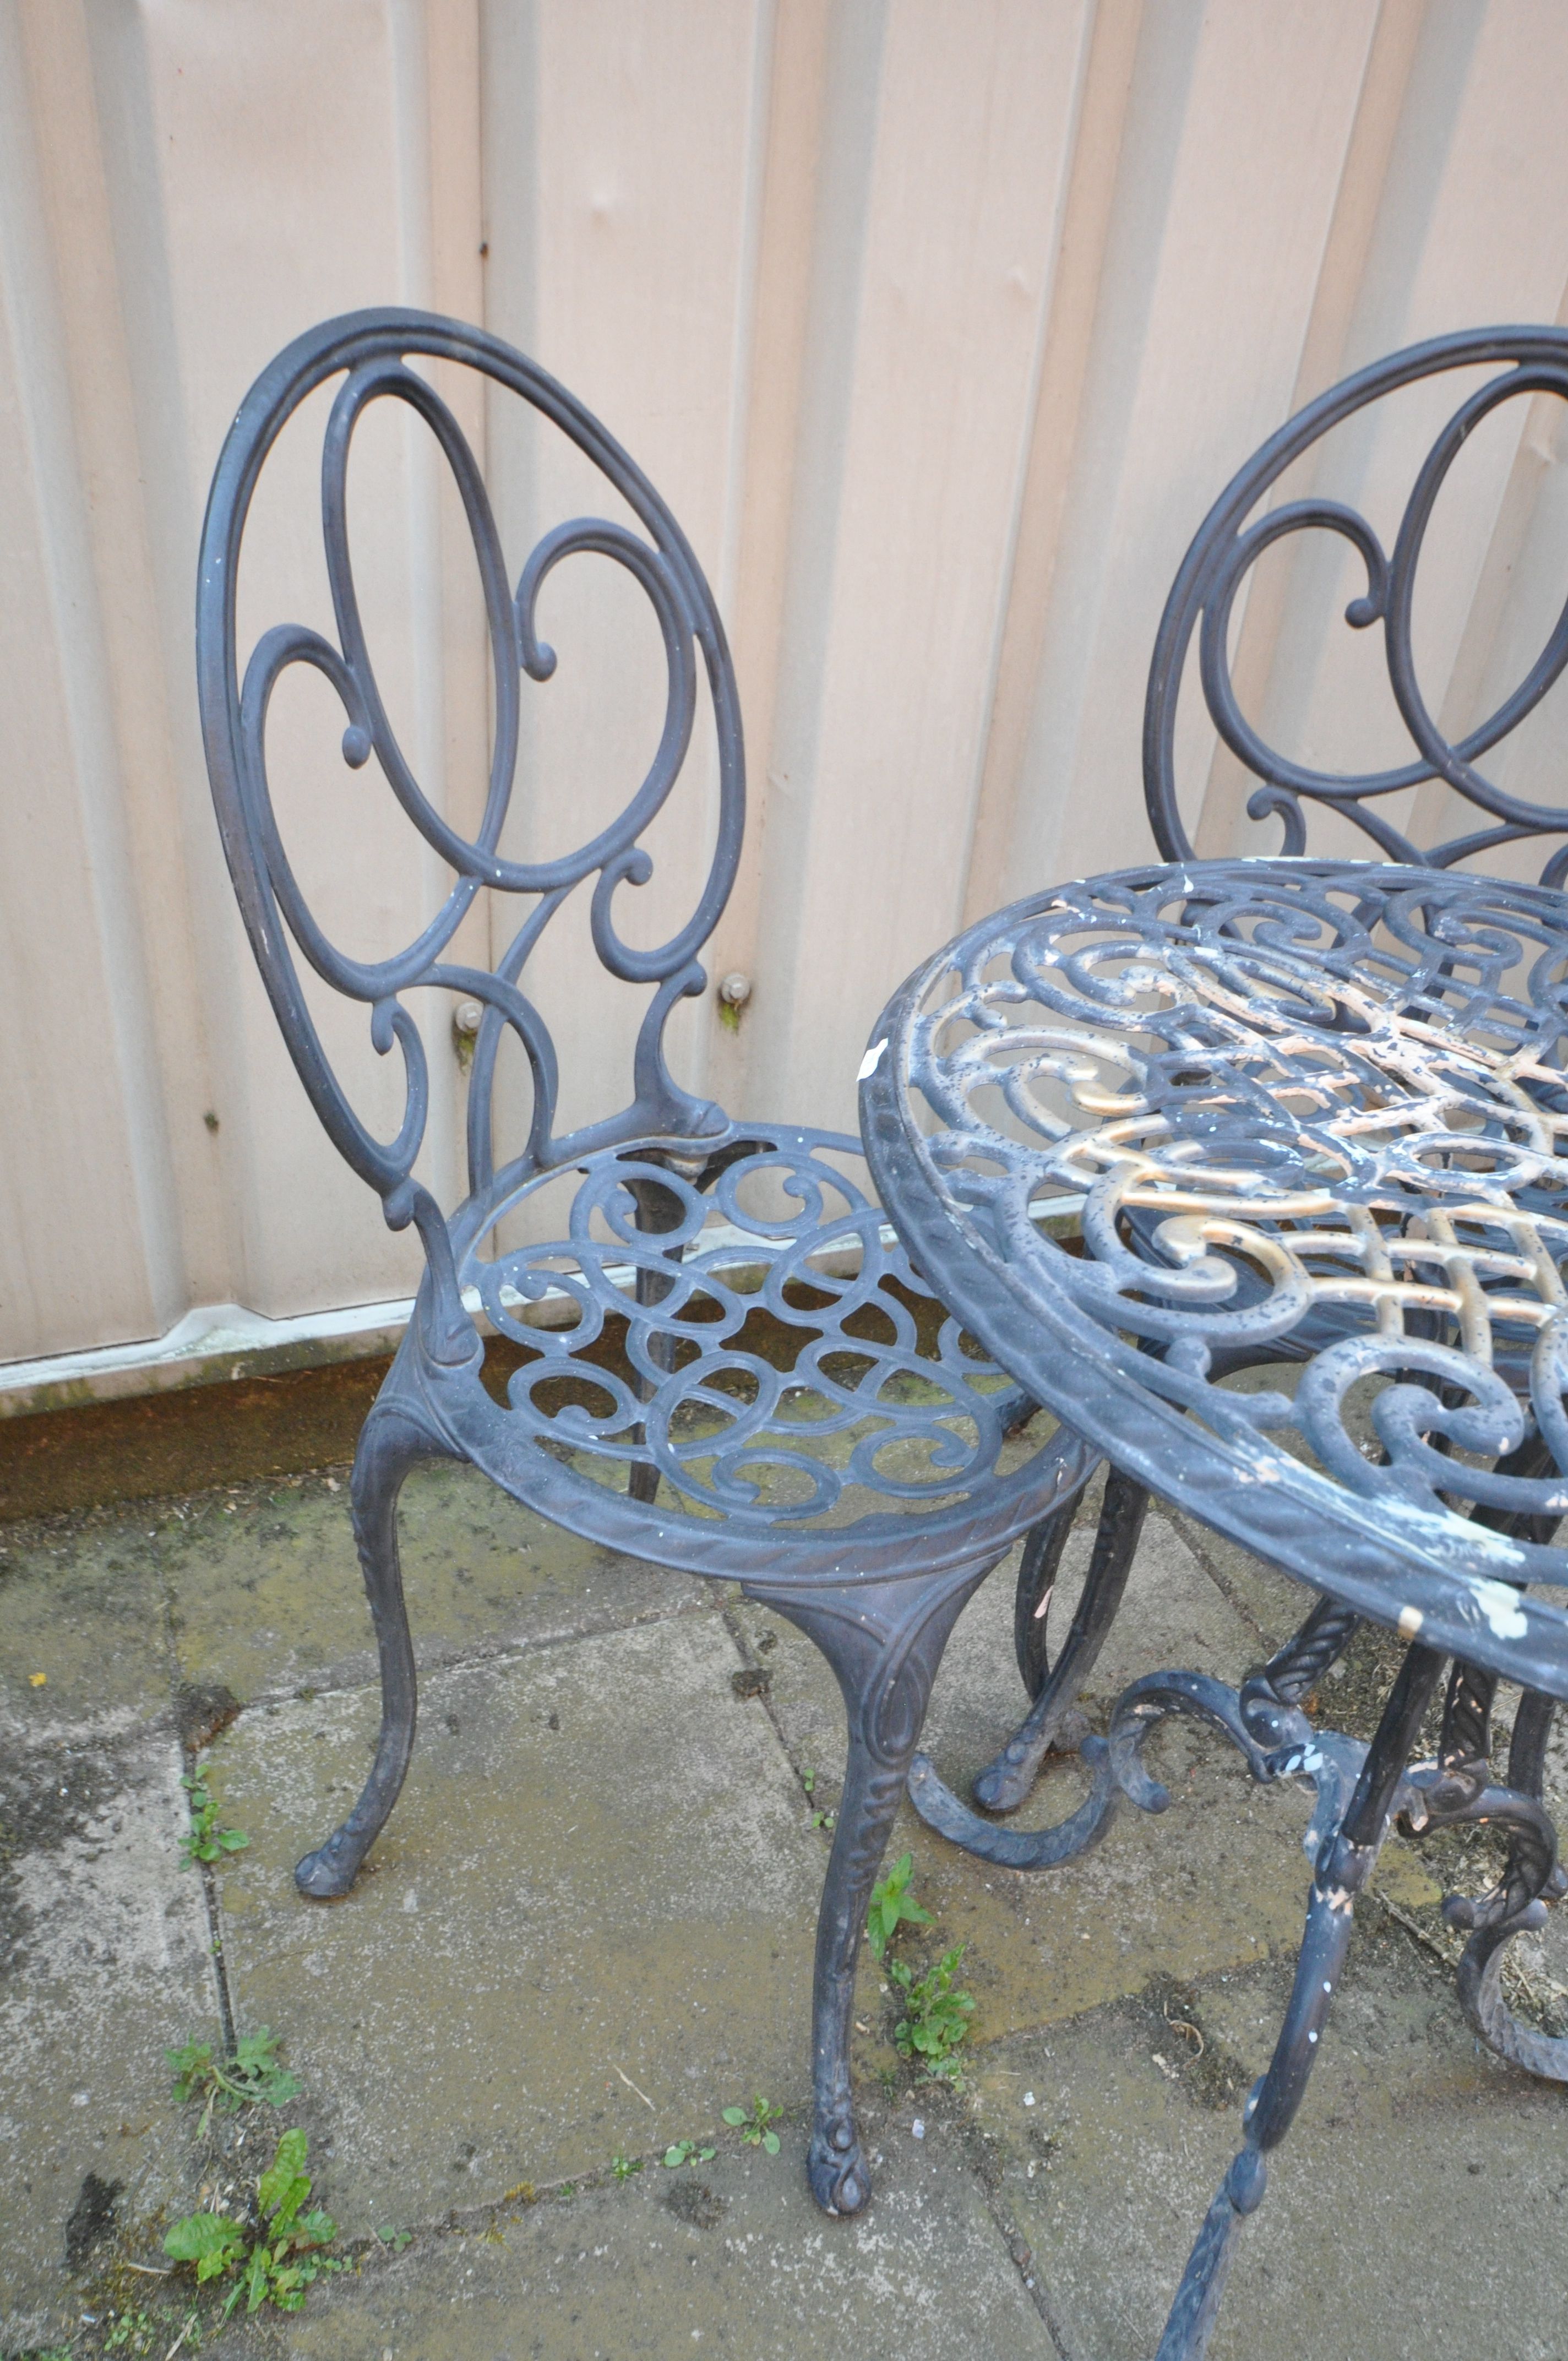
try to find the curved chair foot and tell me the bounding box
[807,2115,871,2216]
[747,1559,994,2217]
[294,1826,371,1900]
[908,1735,1119,1869]
[295,1390,456,1903]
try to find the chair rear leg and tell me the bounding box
[747,1558,995,2215]
[295,1395,457,1900]
[978,1463,1144,1813]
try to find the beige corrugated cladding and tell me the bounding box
[1,0,1566,1363]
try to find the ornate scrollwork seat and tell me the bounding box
[863,328,1568,2357]
[196,309,1084,2218]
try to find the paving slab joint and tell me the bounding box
[1166,1510,1273,1650]
[210,1587,728,1721]
[954,2110,1080,2360]
[180,1731,239,2054]
[721,1600,826,1820]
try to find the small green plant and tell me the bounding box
[801,1769,836,1831]
[374,2224,413,2249]
[866,1852,931,1960]
[179,1772,248,1868]
[101,2309,195,2359]
[164,2128,340,2319]
[611,2152,643,2182]
[722,2095,782,2153]
[889,1944,974,2083]
[102,2312,161,2355]
[168,2027,300,2130]
[164,2211,247,2285]
[661,2140,716,2168]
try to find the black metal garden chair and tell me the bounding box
[195,308,1088,2219]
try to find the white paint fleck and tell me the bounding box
[911,2119,925,2140]
[1473,1580,1528,1641]
[1023,2091,1036,2107]
[402,1887,419,1913]
[1308,2031,1318,2044]
[857,1038,889,1081]
[1397,1606,1424,1639]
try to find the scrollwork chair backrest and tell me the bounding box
[1145,326,1568,879]
[197,309,743,1358]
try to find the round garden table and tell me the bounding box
[859,856,1568,2360]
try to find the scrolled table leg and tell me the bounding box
[1401,1684,1568,2081]
[909,1580,1361,1872]
[1147,1641,1445,2361]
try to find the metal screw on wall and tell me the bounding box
[717,972,752,1033]
[453,999,483,1071]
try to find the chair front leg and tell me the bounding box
[295,1386,459,1899]
[745,1558,997,2215]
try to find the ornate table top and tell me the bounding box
[861,859,1568,1701]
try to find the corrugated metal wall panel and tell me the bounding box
[2,0,1566,1359]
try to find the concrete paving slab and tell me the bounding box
[6,1436,1562,2361]
[972,1928,1568,2361]
[271,2104,1054,2361]
[0,1511,173,1749]
[0,1729,221,2344]
[1161,1506,1306,1656]
[157,1465,711,1707]
[206,1614,826,2238]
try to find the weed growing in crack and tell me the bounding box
[889,1944,974,2085]
[102,2313,172,2356]
[178,1773,248,1868]
[866,1851,931,1960]
[610,2153,643,2182]
[661,2140,716,2168]
[164,2128,342,2319]
[168,2027,300,2131]
[78,2297,202,2355]
[801,1769,836,1831]
[722,2096,782,2153]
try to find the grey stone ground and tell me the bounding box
[2,1460,1566,2359]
